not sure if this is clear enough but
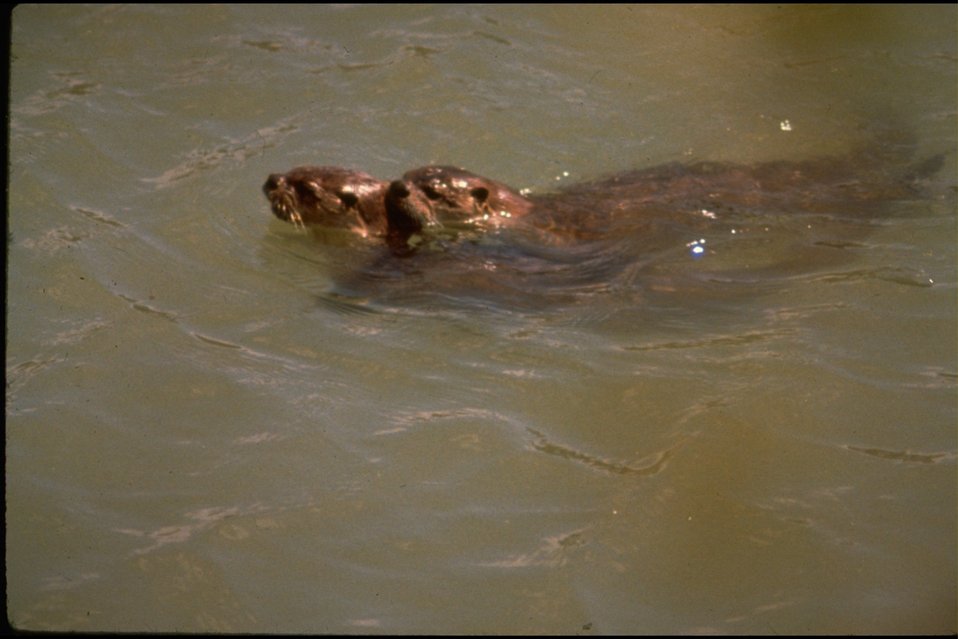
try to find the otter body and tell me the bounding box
[264,151,939,254]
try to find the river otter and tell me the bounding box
[265,149,944,254]
[264,164,535,251]
[399,165,534,226]
[262,166,388,237]
[380,167,537,253]
[416,150,946,239]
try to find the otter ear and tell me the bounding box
[470,187,490,203]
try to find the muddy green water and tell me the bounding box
[7,4,956,633]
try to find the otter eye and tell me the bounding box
[422,186,442,200]
[339,192,359,208]
[470,187,489,203]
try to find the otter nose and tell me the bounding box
[387,179,411,198]
[263,173,285,195]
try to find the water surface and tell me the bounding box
[7,4,956,634]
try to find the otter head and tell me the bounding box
[401,165,534,226]
[383,179,442,255]
[263,166,388,237]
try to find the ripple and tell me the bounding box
[13,71,100,117]
[621,328,794,352]
[116,293,179,323]
[71,206,126,229]
[527,428,679,476]
[807,266,935,288]
[845,445,955,464]
[142,119,299,188]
